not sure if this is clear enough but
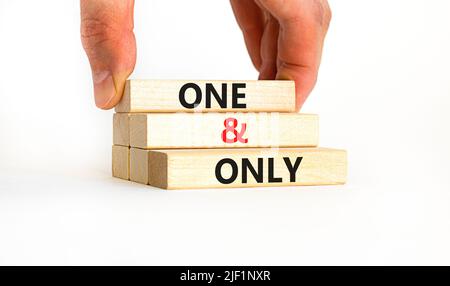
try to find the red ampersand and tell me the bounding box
[221,117,248,143]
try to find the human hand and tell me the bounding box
[230,0,331,110]
[80,0,330,110]
[80,0,136,109]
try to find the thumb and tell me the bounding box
[80,0,136,109]
[258,0,331,110]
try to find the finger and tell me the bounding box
[230,0,264,70]
[258,14,279,80]
[258,0,332,110]
[80,0,136,109]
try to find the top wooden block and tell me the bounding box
[115,79,296,113]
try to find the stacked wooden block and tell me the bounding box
[112,80,347,189]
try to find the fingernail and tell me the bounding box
[275,71,291,81]
[92,71,116,109]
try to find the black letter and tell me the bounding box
[268,158,282,183]
[215,158,238,184]
[179,83,201,109]
[206,83,227,108]
[242,158,263,183]
[232,83,246,108]
[283,157,303,182]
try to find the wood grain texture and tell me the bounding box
[129,113,319,149]
[129,147,148,184]
[115,79,295,112]
[113,113,130,146]
[112,145,130,180]
[129,147,347,189]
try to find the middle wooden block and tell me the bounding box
[128,113,319,149]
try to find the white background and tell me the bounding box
[0,0,449,265]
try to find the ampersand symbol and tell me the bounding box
[221,117,248,143]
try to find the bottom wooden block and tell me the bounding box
[130,147,347,189]
[112,145,130,180]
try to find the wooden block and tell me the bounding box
[130,147,347,189]
[115,79,295,112]
[113,113,130,146]
[112,145,130,180]
[129,147,150,184]
[129,113,318,149]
